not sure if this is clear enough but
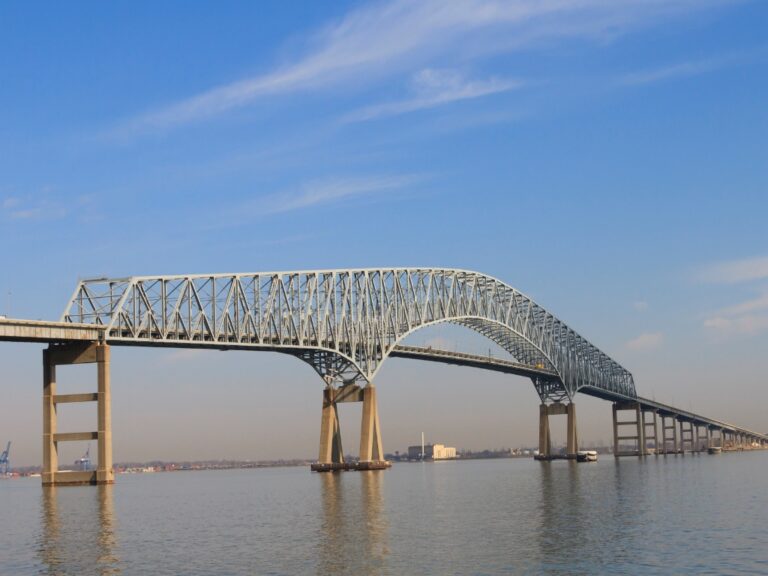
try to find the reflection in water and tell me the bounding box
[360,470,390,570]
[317,472,390,575]
[39,487,61,573]
[536,463,594,571]
[39,485,120,575]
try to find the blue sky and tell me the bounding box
[1,1,767,465]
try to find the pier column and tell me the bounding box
[359,385,384,463]
[42,342,113,486]
[318,387,344,465]
[42,350,57,486]
[614,402,645,457]
[642,409,657,455]
[96,345,114,484]
[535,402,575,459]
[566,403,578,456]
[539,403,551,457]
[679,419,695,453]
[660,415,678,454]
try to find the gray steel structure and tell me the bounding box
[61,269,636,402]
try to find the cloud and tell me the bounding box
[111,0,725,137]
[704,314,768,336]
[703,292,768,336]
[697,256,768,284]
[1,195,68,221]
[618,56,730,86]
[247,174,422,216]
[625,332,664,351]
[632,300,648,311]
[344,69,521,122]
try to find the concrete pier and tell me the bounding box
[536,402,577,460]
[312,383,390,472]
[679,419,695,453]
[613,402,644,457]
[43,342,113,486]
[359,385,384,465]
[659,414,679,454]
[642,409,658,454]
[317,386,344,465]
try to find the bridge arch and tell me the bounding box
[62,268,636,399]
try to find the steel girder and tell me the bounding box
[61,268,636,398]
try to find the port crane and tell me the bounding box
[75,445,91,471]
[0,442,10,475]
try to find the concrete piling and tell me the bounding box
[43,342,113,486]
[536,402,578,460]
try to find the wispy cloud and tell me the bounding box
[1,194,68,221]
[704,292,768,336]
[625,331,664,351]
[632,300,648,311]
[111,0,725,137]
[247,174,422,216]
[344,69,521,122]
[697,256,768,284]
[619,55,730,86]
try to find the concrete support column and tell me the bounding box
[96,345,114,484]
[660,415,678,454]
[636,404,645,457]
[679,420,695,453]
[539,403,551,457]
[42,350,57,485]
[642,410,657,455]
[673,419,679,453]
[359,385,383,463]
[613,402,644,457]
[566,403,578,456]
[318,387,344,464]
[42,342,113,486]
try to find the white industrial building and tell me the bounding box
[407,443,457,460]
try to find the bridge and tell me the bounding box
[1,268,765,484]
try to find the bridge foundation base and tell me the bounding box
[311,461,391,472]
[533,454,577,461]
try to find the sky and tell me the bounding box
[1,0,767,467]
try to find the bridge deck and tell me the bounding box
[393,346,768,441]
[0,318,105,343]
[1,318,764,441]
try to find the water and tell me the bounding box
[2,453,767,575]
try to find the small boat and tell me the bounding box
[707,446,722,455]
[576,450,598,462]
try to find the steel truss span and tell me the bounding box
[62,268,636,399]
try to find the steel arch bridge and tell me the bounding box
[62,268,635,402]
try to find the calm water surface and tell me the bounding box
[2,452,767,575]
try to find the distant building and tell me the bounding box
[407,443,457,460]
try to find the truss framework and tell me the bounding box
[62,268,636,399]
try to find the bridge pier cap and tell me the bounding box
[61,268,637,401]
